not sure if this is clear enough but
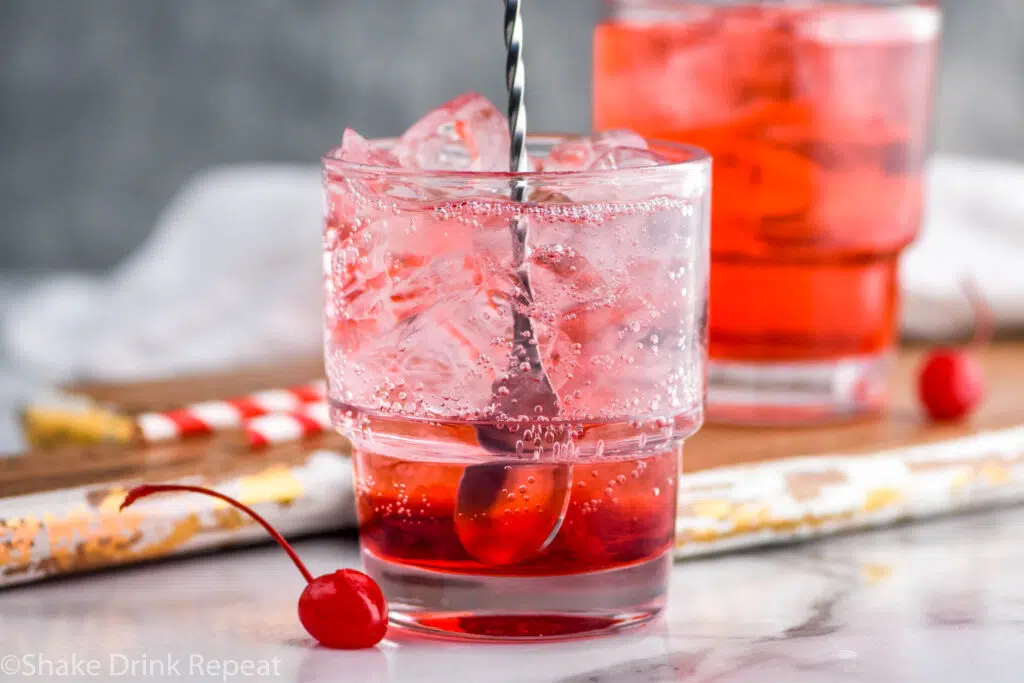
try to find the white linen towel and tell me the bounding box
[901,155,1024,339]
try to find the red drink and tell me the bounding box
[323,98,711,638]
[353,419,679,578]
[595,2,940,421]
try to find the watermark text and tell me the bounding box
[1,652,283,680]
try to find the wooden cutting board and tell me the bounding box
[2,344,1021,587]
[10,343,1017,514]
[57,343,1024,471]
[689,343,1024,469]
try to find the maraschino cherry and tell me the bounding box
[917,281,991,422]
[120,484,388,649]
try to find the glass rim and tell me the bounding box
[321,134,711,183]
[604,0,939,8]
[601,0,941,31]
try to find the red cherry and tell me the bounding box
[918,349,985,421]
[917,280,990,422]
[120,484,388,649]
[298,569,388,650]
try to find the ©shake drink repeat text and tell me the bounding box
[2,652,282,680]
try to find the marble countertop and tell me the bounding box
[2,506,1022,683]
[2,273,1021,681]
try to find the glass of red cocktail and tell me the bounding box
[323,95,710,639]
[595,1,940,422]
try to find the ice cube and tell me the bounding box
[655,30,736,125]
[543,130,648,172]
[794,6,937,142]
[525,195,697,419]
[346,283,511,419]
[393,93,510,172]
[529,243,611,315]
[589,147,667,171]
[338,128,400,167]
[328,202,520,419]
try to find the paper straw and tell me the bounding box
[137,381,326,443]
[244,402,331,449]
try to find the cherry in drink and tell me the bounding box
[595,2,940,421]
[323,95,710,639]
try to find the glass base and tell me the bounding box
[707,354,890,425]
[364,549,670,641]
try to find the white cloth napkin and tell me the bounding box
[902,155,1024,339]
[3,155,1022,385]
[3,165,324,383]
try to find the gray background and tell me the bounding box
[1,0,1022,272]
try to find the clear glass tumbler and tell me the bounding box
[595,0,941,423]
[322,136,710,639]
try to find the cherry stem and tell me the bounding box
[961,278,994,347]
[120,484,315,584]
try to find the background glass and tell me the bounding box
[595,0,941,423]
[323,136,710,639]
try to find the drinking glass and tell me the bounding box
[322,136,710,639]
[595,0,941,423]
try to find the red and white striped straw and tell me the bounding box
[244,402,331,449]
[136,381,326,443]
